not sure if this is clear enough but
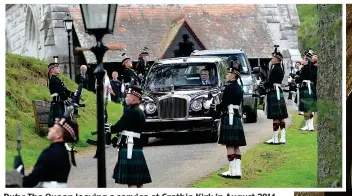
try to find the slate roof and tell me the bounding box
[70,4,275,64]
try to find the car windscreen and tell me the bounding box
[191,53,249,74]
[145,63,218,91]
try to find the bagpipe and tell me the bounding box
[136,47,151,85]
[70,83,86,121]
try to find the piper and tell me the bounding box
[264,46,288,145]
[211,57,246,179]
[106,84,152,188]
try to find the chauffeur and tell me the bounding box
[106,85,152,188]
[212,60,246,179]
[264,50,288,145]
[14,113,79,188]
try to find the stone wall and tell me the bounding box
[6,4,76,78]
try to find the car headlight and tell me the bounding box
[145,103,157,114]
[191,100,202,111]
[243,85,253,94]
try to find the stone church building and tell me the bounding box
[6,4,302,85]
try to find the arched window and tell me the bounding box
[24,7,39,58]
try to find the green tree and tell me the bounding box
[316,4,342,187]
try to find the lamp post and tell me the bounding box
[78,4,118,188]
[63,13,73,79]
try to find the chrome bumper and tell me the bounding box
[146,117,216,122]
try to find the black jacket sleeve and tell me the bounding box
[110,109,134,134]
[217,86,230,112]
[22,150,49,187]
[63,85,74,99]
[49,78,74,100]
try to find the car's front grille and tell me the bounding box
[158,97,188,119]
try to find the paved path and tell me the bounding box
[68,105,294,188]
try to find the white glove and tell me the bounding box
[105,123,112,133]
[64,98,72,105]
[121,84,125,93]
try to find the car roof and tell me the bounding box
[191,49,245,55]
[156,56,223,64]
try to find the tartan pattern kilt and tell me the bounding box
[218,116,246,146]
[113,147,152,185]
[266,90,288,119]
[48,102,65,128]
[298,86,316,112]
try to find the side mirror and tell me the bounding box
[252,67,260,74]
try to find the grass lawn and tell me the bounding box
[192,112,318,188]
[6,53,123,169]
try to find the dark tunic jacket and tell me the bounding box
[49,75,74,102]
[122,68,139,84]
[110,104,146,148]
[215,80,243,117]
[264,63,284,89]
[295,64,312,84]
[22,142,71,187]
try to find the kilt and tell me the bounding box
[298,85,316,112]
[266,90,288,119]
[218,115,246,146]
[48,102,65,128]
[113,147,152,185]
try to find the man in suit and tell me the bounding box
[110,71,122,103]
[75,65,89,90]
[200,69,212,85]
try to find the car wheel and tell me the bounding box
[246,100,258,123]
